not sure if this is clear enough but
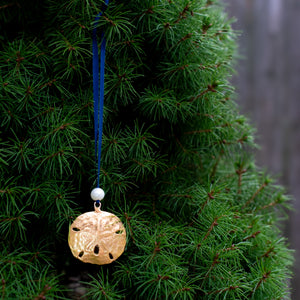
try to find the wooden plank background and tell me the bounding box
[226,0,300,298]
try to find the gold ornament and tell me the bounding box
[68,203,126,265]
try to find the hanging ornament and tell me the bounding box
[68,189,126,265]
[68,1,126,265]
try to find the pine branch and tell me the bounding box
[124,212,135,244]
[242,179,270,210]
[249,271,271,298]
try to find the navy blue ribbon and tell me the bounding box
[92,1,109,187]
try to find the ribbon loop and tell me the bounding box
[93,1,110,187]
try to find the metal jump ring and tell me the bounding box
[94,200,101,212]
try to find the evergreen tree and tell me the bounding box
[0,0,293,299]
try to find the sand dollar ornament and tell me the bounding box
[68,188,126,265]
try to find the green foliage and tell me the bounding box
[0,0,293,299]
[84,271,125,300]
[1,248,66,299]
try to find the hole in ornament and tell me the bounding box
[72,227,80,232]
[94,245,99,255]
[115,230,123,234]
[109,253,113,260]
[78,251,84,258]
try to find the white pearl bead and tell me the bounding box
[91,188,105,201]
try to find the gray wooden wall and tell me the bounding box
[226,0,300,298]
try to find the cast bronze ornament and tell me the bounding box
[68,198,126,265]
